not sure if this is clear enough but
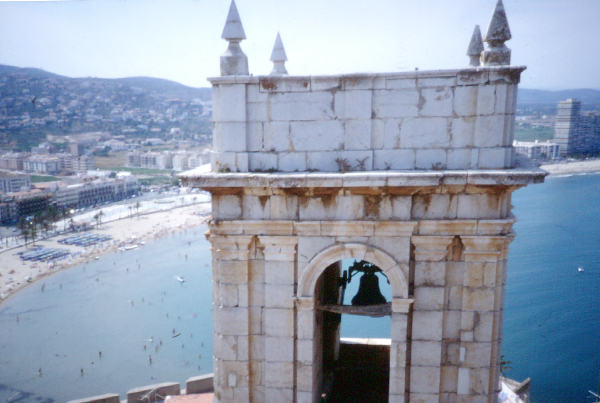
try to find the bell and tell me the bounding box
[351,272,387,306]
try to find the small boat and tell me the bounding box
[175,276,185,283]
[124,245,139,251]
[578,267,584,272]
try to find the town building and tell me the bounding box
[0,189,50,224]
[0,173,31,193]
[513,140,560,160]
[0,152,27,171]
[554,98,600,157]
[179,1,545,402]
[23,155,62,175]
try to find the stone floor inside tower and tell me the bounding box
[323,339,390,403]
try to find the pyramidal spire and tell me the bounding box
[270,32,288,75]
[467,25,484,66]
[220,0,249,76]
[482,0,512,66]
[221,0,246,40]
[484,0,511,44]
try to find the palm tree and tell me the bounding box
[135,201,141,217]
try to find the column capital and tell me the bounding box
[210,235,254,260]
[258,235,298,261]
[411,235,455,261]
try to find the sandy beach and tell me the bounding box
[0,202,210,303]
[540,158,600,176]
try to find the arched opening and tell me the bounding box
[314,258,392,402]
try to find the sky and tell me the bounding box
[0,0,598,90]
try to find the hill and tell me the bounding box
[0,64,211,151]
[518,88,600,107]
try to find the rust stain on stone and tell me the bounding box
[365,195,382,218]
[260,79,277,90]
[258,195,269,209]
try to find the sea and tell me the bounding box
[0,173,599,402]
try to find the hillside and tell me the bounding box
[517,88,600,105]
[0,64,212,151]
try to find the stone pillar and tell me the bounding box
[389,298,414,403]
[258,236,298,402]
[457,235,512,401]
[210,235,253,403]
[410,235,455,403]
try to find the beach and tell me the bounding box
[540,158,600,176]
[0,202,210,303]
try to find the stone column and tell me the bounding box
[457,235,512,401]
[210,235,254,403]
[258,236,298,402]
[389,298,414,403]
[410,235,455,402]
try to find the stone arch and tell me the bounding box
[298,242,409,299]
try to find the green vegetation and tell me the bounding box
[30,174,60,183]
[108,166,171,175]
[514,125,555,142]
[138,176,179,186]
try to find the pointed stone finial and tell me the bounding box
[270,32,288,75]
[467,25,484,66]
[220,0,249,76]
[221,0,246,40]
[482,0,512,66]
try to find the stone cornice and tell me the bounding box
[180,169,546,189]
[207,65,527,85]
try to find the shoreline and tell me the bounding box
[540,158,600,176]
[0,202,210,305]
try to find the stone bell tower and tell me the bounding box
[180,1,545,402]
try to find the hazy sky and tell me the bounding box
[0,0,598,90]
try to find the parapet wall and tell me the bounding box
[210,66,524,173]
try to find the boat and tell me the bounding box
[175,276,185,283]
[578,266,584,272]
[124,245,139,251]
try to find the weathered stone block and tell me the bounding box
[474,115,505,147]
[373,89,419,118]
[420,87,453,116]
[264,308,294,337]
[214,122,247,152]
[242,195,270,219]
[335,90,372,120]
[264,284,294,308]
[265,336,294,362]
[278,152,306,172]
[290,121,344,151]
[248,152,278,172]
[265,362,294,388]
[373,149,415,170]
[263,121,290,152]
[411,194,457,219]
[306,151,340,172]
[414,286,445,310]
[410,366,441,393]
[401,117,449,148]
[344,119,372,150]
[213,84,246,122]
[414,261,446,287]
[478,147,507,169]
[454,86,478,117]
[214,307,249,336]
[270,91,333,121]
[476,85,496,115]
[386,78,417,89]
[415,149,447,170]
[411,340,442,366]
[447,149,472,170]
[412,311,443,340]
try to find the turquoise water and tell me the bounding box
[503,173,600,402]
[0,227,213,402]
[1,174,599,402]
